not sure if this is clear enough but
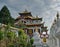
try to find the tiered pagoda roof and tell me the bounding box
[15,10,42,21]
[19,9,32,17]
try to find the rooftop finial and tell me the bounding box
[54,19,56,23]
[56,11,59,19]
[23,9,28,13]
[36,15,38,18]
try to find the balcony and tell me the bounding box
[25,20,43,25]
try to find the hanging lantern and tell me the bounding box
[43,37,46,42]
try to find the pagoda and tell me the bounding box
[15,9,48,38]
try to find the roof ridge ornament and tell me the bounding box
[23,9,28,13]
[36,15,38,18]
[56,11,59,19]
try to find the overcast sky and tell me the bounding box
[0,0,60,33]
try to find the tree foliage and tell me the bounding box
[0,5,15,26]
[18,29,28,47]
[7,31,15,40]
[0,26,33,47]
[30,38,34,45]
[0,31,3,40]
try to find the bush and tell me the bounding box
[30,38,34,45]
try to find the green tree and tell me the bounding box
[6,31,16,47]
[30,38,34,45]
[18,29,28,47]
[0,31,4,47]
[0,24,30,47]
[7,31,15,40]
[0,31,3,40]
[0,5,15,26]
[27,42,32,47]
[8,43,14,47]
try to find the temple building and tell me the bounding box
[15,10,48,38]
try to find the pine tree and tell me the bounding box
[0,5,14,26]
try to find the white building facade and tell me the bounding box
[49,13,60,47]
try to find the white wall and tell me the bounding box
[49,19,60,47]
